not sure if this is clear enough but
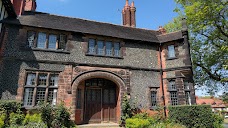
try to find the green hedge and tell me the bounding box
[168,105,223,128]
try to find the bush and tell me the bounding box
[9,112,25,126]
[23,113,42,125]
[39,103,75,128]
[121,95,134,125]
[0,112,5,128]
[125,118,150,128]
[168,105,223,128]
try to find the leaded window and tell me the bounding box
[151,90,157,107]
[169,81,176,91]
[87,39,121,57]
[26,31,66,50]
[170,92,178,106]
[185,91,191,105]
[23,72,59,107]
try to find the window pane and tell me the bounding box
[97,40,104,55]
[114,42,120,57]
[168,45,175,58]
[88,39,95,54]
[169,81,176,90]
[106,41,112,56]
[26,73,36,86]
[59,34,66,50]
[48,34,57,49]
[24,88,34,106]
[37,32,46,49]
[185,92,191,105]
[49,74,58,87]
[36,88,46,104]
[184,82,190,90]
[151,91,157,107]
[38,74,47,86]
[27,31,36,47]
[77,89,82,109]
[48,89,57,106]
[170,92,178,106]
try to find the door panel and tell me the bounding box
[85,88,101,123]
[102,88,116,122]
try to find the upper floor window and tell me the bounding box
[23,72,59,107]
[88,38,121,57]
[168,81,177,91]
[168,45,175,58]
[27,31,67,50]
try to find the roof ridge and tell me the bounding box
[24,11,159,33]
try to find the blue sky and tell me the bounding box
[37,0,178,30]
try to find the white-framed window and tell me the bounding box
[27,31,66,50]
[88,39,121,57]
[168,45,175,58]
[23,72,59,107]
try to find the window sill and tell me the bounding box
[21,47,70,54]
[85,53,123,59]
[166,57,178,60]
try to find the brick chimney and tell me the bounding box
[158,26,166,34]
[11,0,37,16]
[122,0,136,27]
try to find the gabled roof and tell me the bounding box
[2,0,17,18]
[1,11,184,43]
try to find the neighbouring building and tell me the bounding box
[0,0,196,124]
[196,96,228,113]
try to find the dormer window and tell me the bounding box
[168,45,175,58]
[27,31,67,50]
[87,38,121,57]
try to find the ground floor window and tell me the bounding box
[23,72,59,107]
[170,92,178,106]
[150,88,158,107]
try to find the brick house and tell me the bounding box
[0,0,196,124]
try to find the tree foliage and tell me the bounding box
[164,0,228,93]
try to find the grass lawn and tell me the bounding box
[224,118,228,124]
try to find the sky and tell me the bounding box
[36,0,212,96]
[36,0,178,30]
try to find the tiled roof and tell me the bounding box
[196,97,227,108]
[1,11,183,43]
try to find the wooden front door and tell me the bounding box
[85,88,102,123]
[84,79,117,123]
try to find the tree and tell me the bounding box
[164,0,228,93]
[221,92,228,104]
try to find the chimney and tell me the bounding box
[11,0,36,16]
[24,0,37,12]
[130,1,136,27]
[158,26,166,34]
[122,0,136,27]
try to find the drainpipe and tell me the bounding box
[159,43,167,117]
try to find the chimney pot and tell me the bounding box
[158,26,166,34]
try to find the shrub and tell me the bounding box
[121,95,134,125]
[125,118,150,128]
[0,100,22,127]
[23,113,42,125]
[39,103,53,128]
[9,112,25,126]
[52,103,73,128]
[168,105,223,128]
[0,112,5,128]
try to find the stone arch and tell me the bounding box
[71,70,127,122]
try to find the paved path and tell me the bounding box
[224,124,228,128]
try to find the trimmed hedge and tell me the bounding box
[168,105,223,128]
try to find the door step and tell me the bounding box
[77,123,121,128]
